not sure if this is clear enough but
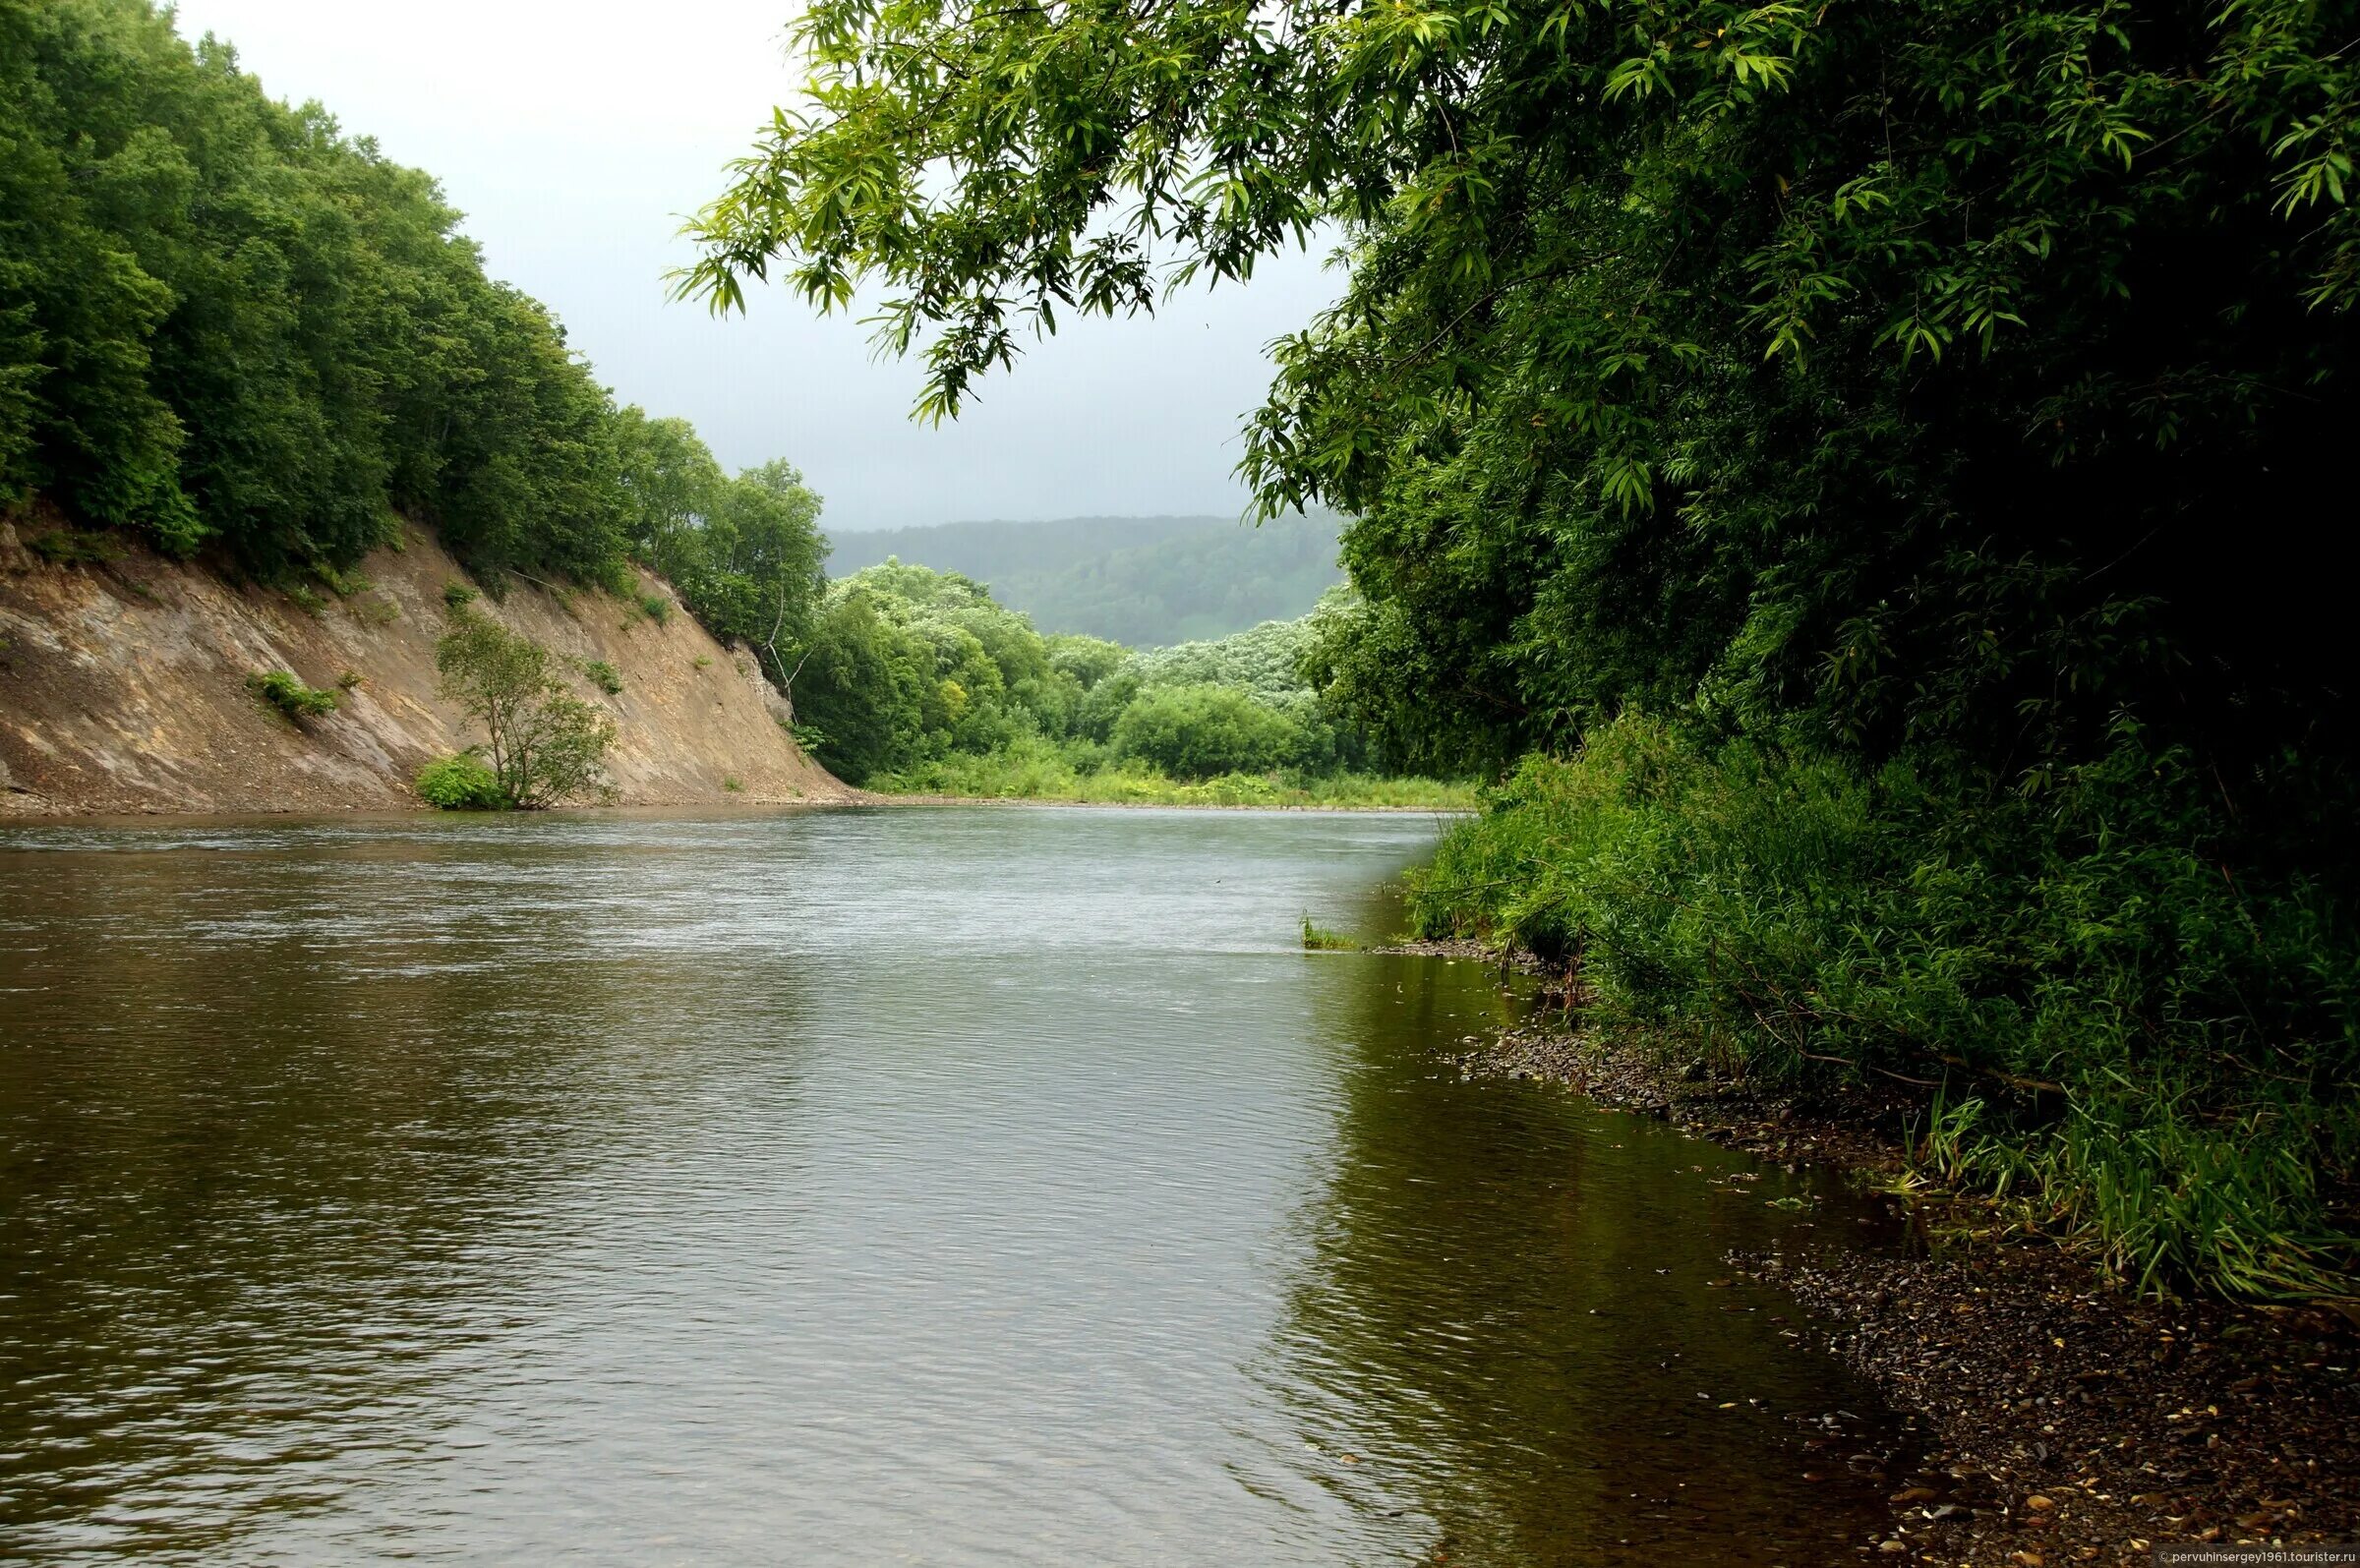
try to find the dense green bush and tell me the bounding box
[1413,717,2360,1301]
[1112,685,1302,780]
[246,670,338,723]
[414,752,508,810]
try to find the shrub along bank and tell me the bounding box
[790,564,1462,806]
[1411,717,2360,1305]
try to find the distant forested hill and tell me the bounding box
[824,514,1342,647]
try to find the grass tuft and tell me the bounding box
[1301,917,1359,951]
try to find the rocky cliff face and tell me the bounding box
[0,520,851,816]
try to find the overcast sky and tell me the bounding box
[163,0,1342,531]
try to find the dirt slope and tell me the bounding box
[0,519,851,815]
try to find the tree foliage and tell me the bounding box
[614,411,831,681]
[0,0,637,579]
[0,0,832,695]
[684,0,2359,789]
[1112,685,1303,779]
[434,610,617,810]
[787,560,1368,784]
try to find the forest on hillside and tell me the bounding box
[825,513,1344,646]
[684,0,2360,1301]
[0,0,828,687]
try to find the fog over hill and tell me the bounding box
[824,514,1345,648]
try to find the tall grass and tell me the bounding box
[1412,715,2360,1304]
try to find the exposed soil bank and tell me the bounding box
[1440,1011,2360,1566]
[0,520,851,816]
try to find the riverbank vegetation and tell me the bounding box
[424,609,616,811]
[687,0,2360,1299]
[246,670,339,725]
[826,513,1344,647]
[792,562,1466,805]
[0,0,1460,816]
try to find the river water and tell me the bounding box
[0,806,1903,1564]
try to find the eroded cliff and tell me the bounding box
[0,520,851,815]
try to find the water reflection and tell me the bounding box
[3,808,1896,1564]
[1,824,822,1560]
[1262,952,1901,1566]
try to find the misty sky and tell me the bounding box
[163,0,1343,531]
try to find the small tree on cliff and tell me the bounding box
[435,610,616,809]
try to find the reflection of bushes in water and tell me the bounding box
[1412,715,2360,1305]
[1265,954,1885,1564]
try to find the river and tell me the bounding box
[1,806,1903,1564]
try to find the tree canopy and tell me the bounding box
[786,560,1373,783]
[616,412,830,679]
[0,0,630,579]
[683,0,2359,793]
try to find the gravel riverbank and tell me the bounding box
[1434,1008,2360,1566]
